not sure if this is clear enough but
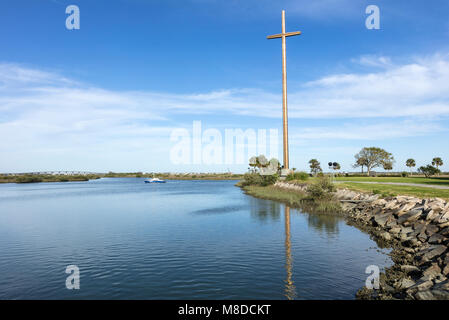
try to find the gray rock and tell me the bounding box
[403,238,421,248]
[440,227,449,236]
[423,263,442,279]
[398,209,423,224]
[429,233,446,244]
[422,245,447,261]
[396,202,417,215]
[439,221,449,228]
[425,224,439,237]
[386,219,398,228]
[403,247,415,254]
[373,212,392,227]
[444,254,449,265]
[407,279,433,292]
[390,227,401,234]
[385,200,399,209]
[372,199,387,206]
[400,226,414,234]
[426,210,439,221]
[442,265,449,276]
[397,278,415,290]
[433,279,449,291]
[415,290,436,300]
[380,232,392,241]
[418,229,428,242]
[401,265,421,274]
[438,211,449,223]
[431,289,449,300]
[400,233,413,242]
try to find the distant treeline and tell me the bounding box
[0,174,102,184]
[0,172,244,183]
[104,172,244,180]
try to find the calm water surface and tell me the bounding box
[0,178,391,299]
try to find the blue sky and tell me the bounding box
[1,0,449,173]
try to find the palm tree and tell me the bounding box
[308,159,322,176]
[432,157,443,171]
[406,158,416,175]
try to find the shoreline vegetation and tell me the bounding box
[0,174,102,184]
[237,175,343,214]
[0,172,244,184]
[237,172,449,300]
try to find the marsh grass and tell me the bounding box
[242,185,342,214]
[0,174,100,184]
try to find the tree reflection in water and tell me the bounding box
[306,213,341,236]
[249,197,280,222]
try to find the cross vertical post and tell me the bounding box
[267,10,301,171]
[281,10,288,170]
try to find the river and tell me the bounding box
[0,178,391,299]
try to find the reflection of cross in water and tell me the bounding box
[284,206,297,299]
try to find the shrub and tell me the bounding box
[306,176,335,200]
[72,175,89,181]
[401,171,409,177]
[16,175,43,183]
[261,174,278,186]
[240,173,278,187]
[286,171,309,181]
[418,165,440,178]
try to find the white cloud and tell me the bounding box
[1,54,449,171]
[3,54,449,123]
[351,55,393,68]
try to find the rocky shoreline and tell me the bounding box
[274,181,449,300]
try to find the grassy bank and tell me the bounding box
[104,172,244,180]
[241,184,342,214]
[338,182,449,199]
[155,173,243,180]
[0,174,101,184]
[0,172,244,184]
[335,176,449,186]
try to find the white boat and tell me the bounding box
[144,178,166,183]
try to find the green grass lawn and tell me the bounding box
[335,176,449,186]
[338,182,449,199]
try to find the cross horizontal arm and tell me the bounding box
[266,31,301,39]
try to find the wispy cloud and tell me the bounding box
[3,54,449,122]
[1,54,448,171]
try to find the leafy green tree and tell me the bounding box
[308,159,322,176]
[418,165,440,178]
[432,157,443,171]
[406,159,416,174]
[353,155,369,174]
[383,161,393,172]
[353,147,394,176]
